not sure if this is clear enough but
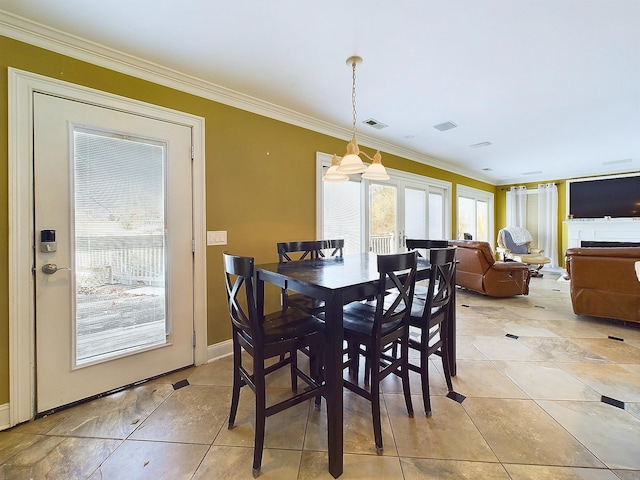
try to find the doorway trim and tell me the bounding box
[8,68,208,426]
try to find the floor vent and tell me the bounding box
[173,379,190,390]
[601,396,625,409]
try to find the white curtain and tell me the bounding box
[506,186,528,227]
[538,183,558,267]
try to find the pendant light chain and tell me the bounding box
[351,59,358,137]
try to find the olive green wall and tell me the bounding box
[0,35,495,406]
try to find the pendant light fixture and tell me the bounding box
[322,56,389,183]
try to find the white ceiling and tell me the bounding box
[1,0,639,185]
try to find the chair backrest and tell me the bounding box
[498,228,530,254]
[373,251,417,335]
[223,253,262,341]
[277,239,344,262]
[406,239,449,257]
[422,247,457,320]
[448,240,496,268]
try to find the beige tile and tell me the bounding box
[0,432,43,464]
[87,440,208,480]
[447,360,528,399]
[612,470,640,480]
[304,391,398,456]
[192,445,301,480]
[516,337,609,363]
[469,336,548,361]
[400,457,510,479]
[385,394,498,462]
[537,400,640,470]
[542,319,615,339]
[46,383,174,439]
[570,338,640,364]
[626,402,640,420]
[186,356,235,386]
[455,335,490,360]
[129,385,229,444]
[299,450,404,479]
[493,360,601,400]
[146,365,198,386]
[8,408,79,435]
[557,363,640,402]
[0,435,119,480]
[214,387,310,450]
[504,463,622,479]
[463,398,604,467]
[381,361,448,397]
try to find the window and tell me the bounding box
[317,153,451,253]
[457,185,494,245]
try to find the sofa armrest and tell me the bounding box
[491,261,529,272]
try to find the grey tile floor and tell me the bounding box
[2,274,640,479]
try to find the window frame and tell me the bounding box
[456,184,495,246]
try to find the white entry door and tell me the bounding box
[34,92,195,413]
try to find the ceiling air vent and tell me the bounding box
[602,158,632,166]
[433,121,458,131]
[469,141,492,148]
[362,118,388,130]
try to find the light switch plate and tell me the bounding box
[207,230,227,246]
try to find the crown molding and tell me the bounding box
[0,10,494,185]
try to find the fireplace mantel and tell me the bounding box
[565,218,640,248]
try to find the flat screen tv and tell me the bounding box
[568,174,640,218]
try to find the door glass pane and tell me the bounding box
[405,188,426,240]
[323,179,362,254]
[429,192,444,239]
[74,129,167,366]
[476,200,489,241]
[458,196,475,240]
[369,184,397,254]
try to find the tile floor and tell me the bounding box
[2,274,640,479]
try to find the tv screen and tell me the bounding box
[569,175,640,218]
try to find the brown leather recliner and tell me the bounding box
[565,247,640,324]
[448,240,530,297]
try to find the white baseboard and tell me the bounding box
[0,403,10,431]
[207,339,233,363]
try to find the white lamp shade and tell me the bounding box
[337,153,367,174]
[361,161,390,180]
[322,164,349,182]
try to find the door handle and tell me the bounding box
[41,263,71,275]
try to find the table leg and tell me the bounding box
[325,293,344,478]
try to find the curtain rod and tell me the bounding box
[501,183,561,191]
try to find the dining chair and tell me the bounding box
[223,253,326,477]
[406,239,449,299]
[407,246,457,416]
[277,239,344,314]
[341,251,417,454]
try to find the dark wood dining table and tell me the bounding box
[254,252,456,478]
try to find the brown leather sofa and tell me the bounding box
[565,247,640,324]
[448,240,530,297]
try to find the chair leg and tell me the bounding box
[440,325,453,393]
[253,362,266,478]
[347,341,360,381]
[310,347,323,410]
[370,365,384,454]
[400,339,414,419]
[420,342,432,417]
[290,349,298,393]
[228,340,242,429]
